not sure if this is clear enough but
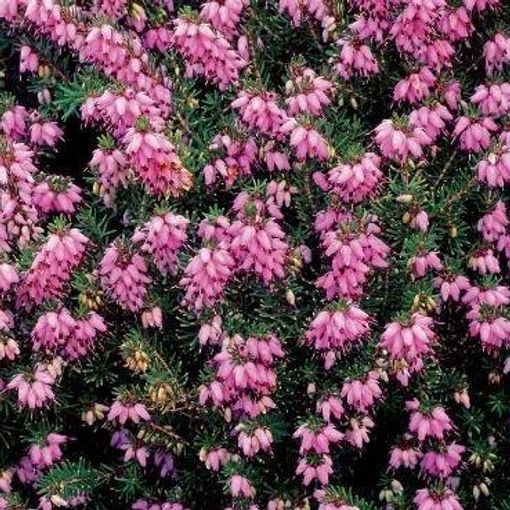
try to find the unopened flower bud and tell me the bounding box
[286,289,296,306]
[391,479,403,494]
[396,194,414,203]
[488,371,501,385]
[50,495,68,507]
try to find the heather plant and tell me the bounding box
[0,0,510,509]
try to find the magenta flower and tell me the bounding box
[413,488,463,510]
[132,212,189,276]
[407,400,453,442]
[99,241,150,313]
[171,17,245,90]
[33,176,82,215]
[317,152,383,204]
[16,228,88,310]
[374,117,432,163]
[420,442,465,478]
[305,302,371,368]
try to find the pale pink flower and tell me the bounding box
[441,80,462,110]
[199,334,283,418]
[1,105,28,140]
[380,313,437,383]
[29,434,67,469]
[471,83,510,116]
[318,152,382,203]
[294,423,343,455]
[410,250,443,278]
[200,0,247,39]
[123,124,192,197]
[141,306,163,329]
[20,45,39,73]
[389,445,422,469]
[285,67,333,117]
[92,0,128,18]
[374,118,432,163]
[453,116,498,152]
[317,395,344,423]
[198,315,223,346]
[476,144,510,187]
[340,371,383,413]
[467,303,510,352]
[280,119,330,161]
[237,424,273,457]
[31,307,106,360]
[229,474,255,498]
[468,248,500,274]
[203,134,258,188]
[0,336,19,361]
[334,38,379,80]
[393,68,437,104]
[316,212,389,300]
[344,416,374,449]
[107,400,150,425]
[199,447,231,471]
[483,33,510,76]
[180,246,235,311]
[407,400,453,442]
[409,105,452,142]
[89,144,129,207]
[454,388,471,408]
[411,210,430,232]
[434,274,471,302]
[29,119,63,148]
[477,201,508,242]
[463,0,500,12]
[296,454,333,486]
[439,6,473,41]
[231,91,288,138]
[6,367,56,409]
[315,488,360,510]
[0,262,19,292]
[229,198,289,285]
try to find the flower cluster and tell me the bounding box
[1,0,510,508]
